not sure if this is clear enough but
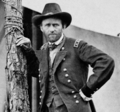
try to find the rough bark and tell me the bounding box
[2,0,30,112]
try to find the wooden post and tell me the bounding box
[2,0,30,112]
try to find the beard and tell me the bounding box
[44,33,61,43]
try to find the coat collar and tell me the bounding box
[37,36,68,74]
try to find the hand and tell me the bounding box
[16,35,31,47]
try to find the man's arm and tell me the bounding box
[75,40,115,99]
[16,35,39,77]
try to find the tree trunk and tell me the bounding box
[3,0,30,112]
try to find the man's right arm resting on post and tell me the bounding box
[16,35,39,77]
[21,45,39,77]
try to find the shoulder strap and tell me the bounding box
[74,39,82,48]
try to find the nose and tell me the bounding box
[49,25,55,33]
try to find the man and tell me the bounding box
[16,3,115,112]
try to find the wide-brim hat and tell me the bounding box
[32,3,72,28]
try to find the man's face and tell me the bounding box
[40,18,64,43]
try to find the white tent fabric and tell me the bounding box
[22,0,120,36]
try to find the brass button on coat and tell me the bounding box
[63,68,67,72]
[71,91,75,93]
[75,100,79,103]
[61,47,65,50]
[63,58,66,61]
[73,95,77,98]
[67,79,71,83]
[65,74,69,77]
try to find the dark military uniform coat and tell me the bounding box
[23,36,114,112]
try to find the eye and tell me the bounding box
[53,24,59,27]
[45,24,50,27]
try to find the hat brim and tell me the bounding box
[32,12,72,28]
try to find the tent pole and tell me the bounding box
[3,0,30,112]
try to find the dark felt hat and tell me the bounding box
[32,3,72,28]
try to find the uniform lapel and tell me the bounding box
[53,36,67,75]
[53,51,67,75]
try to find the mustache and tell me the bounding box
[49,33,56,35]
